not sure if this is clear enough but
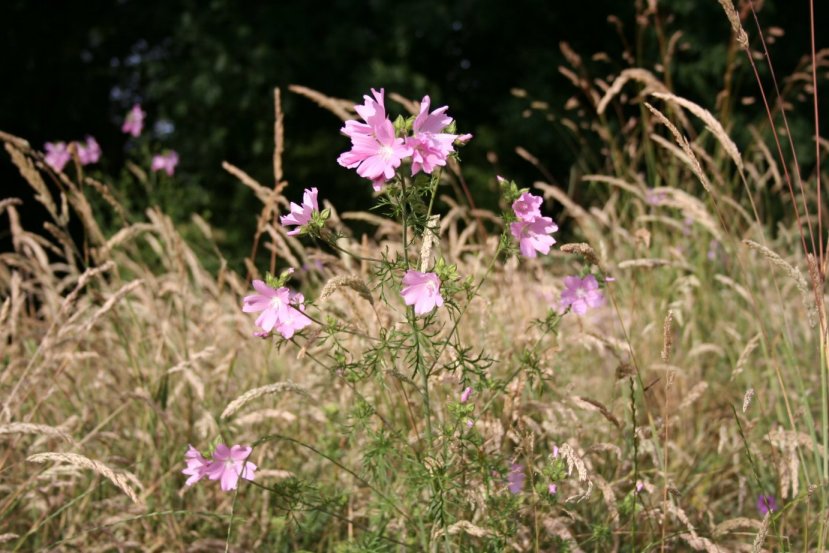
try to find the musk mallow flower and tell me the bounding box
[151,151,179,176]
[122,104,146,137]
[280,187,319,235]
[204,444,257,492]
[75,136,101,166]
[559,274,605,315]
[341,88,387,140]
[182,445,210,486]
[406,95,459,176]
[509,216,558,258]
[44,142,71,172]
[338,119,410,182]
[512,192,543,222]
[507,463,525,494]
[400,270,444,315]
[460,386,473,403]
[243,279,311,339]
[757,494,778,516]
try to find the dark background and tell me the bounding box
[1,0,824,264]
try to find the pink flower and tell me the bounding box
[548,483,557,495]
[342,88,387,140]
[182,445,210,486]
[406,96,458,176]
[460,386,473,403]
[44,142,71,172]
[122,104,146,137]
[204,444,257,491]
[456,133,473,145]
[512,192,543,222]
[400,270,444,315]
[280,187,319,236]
[338,119,410,182]
[151,151,179,176]
[507,463,525,494]
[243,279,311,339]
[75,136,101,165]
[509,216,558,258]
[559,274,605,315]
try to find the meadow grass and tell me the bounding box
[1,2,828,551]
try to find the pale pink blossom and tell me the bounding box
[341,88,387,140]
[400,270,444,315]
[559,274,605,315]
[182,445,210,486]
[509,216,558,258]
[151,151,179,176]
[121,104,145,137]
[280,187,319,235]
[338,119,410,182]
[243,280,311,339]
[406,96,458,175]
[75,136,101,165]
[548,483,558,495]
[460,386,473,403]
[456,133,473,144]
[507,463,525,494]
[204,444,257,491]
[44,142,71,172]
[512,192,543,222]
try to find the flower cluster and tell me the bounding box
[508,191,558,258]
[242,278,312,339]
[44,136,101,172]
[337,89,470,191]
[183,444,257,492]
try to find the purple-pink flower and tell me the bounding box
[280,187,319,236]
[75,136,101,166]
[559,275,605,315]
[243,279,312,339]
[510,217,558,258]
[548,483,557,495]
[44,142,70,172]
[507,463,525,494]
[182,444,210,486]
[122,104,146,137]
[151,151,179,176]
[204,444,257,491]
[757,494,778,516]
[338,88,411,187]
[406,96,459,176]
[460,386,473,403]
[400,270,444,315]
[512,192,543,222]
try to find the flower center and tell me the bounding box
[379,144,395,161]
[269,296,284,310]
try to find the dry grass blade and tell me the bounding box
[222,382,311,419]
[559,243,601,266]
[0,423,75,444]
[644,102,712,192]
[650,92,744,172]
[597,68,670,114]
[717,0,749,49]
[319,274,373,304]
[289,84,354,121]
[733,333,761,379]
[27,452,143,504]
[751,512,771,553]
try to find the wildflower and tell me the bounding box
[338,119,410,183]
[406,95,459,176]
[280,187,319,236]
[243,280,312,339]
[400,270,444,315]
[182,445,210,486]
[456,133,473,144]
[341,88,388,140]
[507,463,525,494]
[465,419,474,428]
[511,192,543,222]
[645,189,666,206]
[757,494,778,516]
[635,480,644,493]
[44,142,70,172]
[151,151,179,176]
[121,104,146,137]
[509,216,558,258]
[559,274,605,315]
[548,483,557,495]
[75,136,101,165]
[460,386,473,403]
[203,444,257,492]
[552,444,560,459]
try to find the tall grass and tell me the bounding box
[1,1,827,551]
